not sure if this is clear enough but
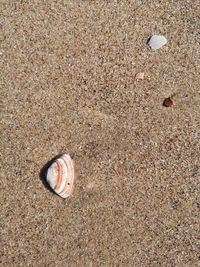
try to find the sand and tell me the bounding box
[1,1,200,266]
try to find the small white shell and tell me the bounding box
[148,35,167,50]
[46,154,75,198]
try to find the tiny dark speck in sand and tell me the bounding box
[163,97,173,107]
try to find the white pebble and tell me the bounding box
[148,35,167,50]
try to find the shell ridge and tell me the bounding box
[54,161,61,190]
[56,158,67,194]
[60,155,74,197]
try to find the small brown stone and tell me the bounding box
[163,97,173,107]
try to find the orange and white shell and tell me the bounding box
[46,154,75,198]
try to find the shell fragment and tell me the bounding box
[148,35,167,50]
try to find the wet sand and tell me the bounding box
[1,1,200,266]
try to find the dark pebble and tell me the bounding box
[163,97,173,107]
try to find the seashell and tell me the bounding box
[148,35,167,50]
[46,154,75,198]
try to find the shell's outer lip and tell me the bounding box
[63,155,75,197]
[59,154,74,198]
[58,154,75,198]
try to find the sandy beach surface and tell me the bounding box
[1,1,200,266]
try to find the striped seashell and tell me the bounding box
[46,154,75,198]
